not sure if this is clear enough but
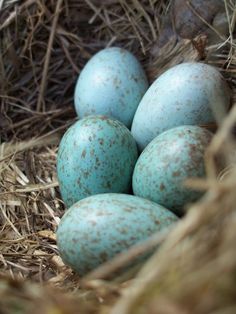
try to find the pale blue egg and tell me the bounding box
[57,116,138,207]
[132,125,213,215]
[56,193,178,275]
[131,62,230,151]
[74,47,148,128]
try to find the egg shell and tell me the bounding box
[56,193,178,275]
[131,62,230,151]
[74,47,148,128]
[57,116,138,207]
[132,125,213,215]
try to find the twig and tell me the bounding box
[0,0,36,31]
[224,0,236,66]
[0,181,58,194]
[36,0,64,111]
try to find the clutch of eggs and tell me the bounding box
[55,53,231,276]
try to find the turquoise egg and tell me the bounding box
[74,47,148,128]
[56,193,178,275]
[57,116,138,207]
[131,62,230,151]
[132,125,213,215]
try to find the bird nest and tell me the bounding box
[0,1,236,313]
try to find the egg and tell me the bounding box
[74,47,148,128]
[56,193,178,275]
[132,125,213,215]
[131,62,230,151]
[57,115,138,207]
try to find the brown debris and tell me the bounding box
[173,0,225,39]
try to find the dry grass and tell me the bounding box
[0,0,236,313]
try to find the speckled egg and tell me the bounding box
[74,47,148,128]
[132,125,213,215]
[57,115,138,207]
[56,193,178,275]
[131,62,230,151]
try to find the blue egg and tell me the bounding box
[74,47,148,128]
[56,193,178,275]
[57,116,138,207]
[132,125,213,215]
[131,62,230,151]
